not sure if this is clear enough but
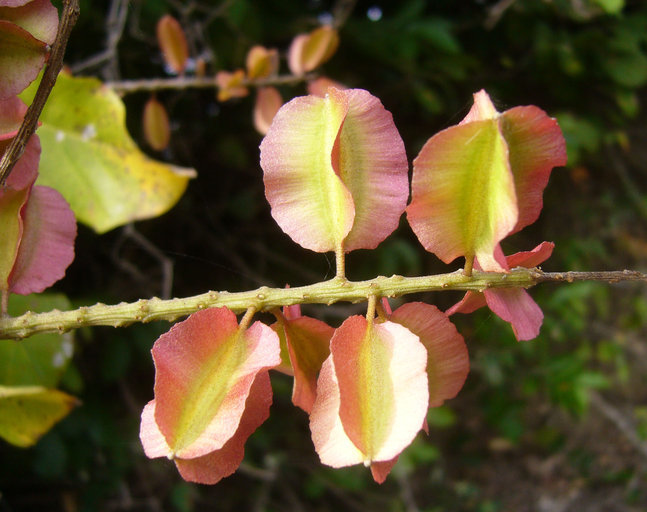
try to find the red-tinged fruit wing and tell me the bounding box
[151,308,280,459]
[501,107,567,233]
[407,118,518,271]
[390,302,469,407]
[260,91,354,252]
[174,371,273,484]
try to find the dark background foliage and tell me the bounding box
[2,0,647,510]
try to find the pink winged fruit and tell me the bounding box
[310,302,468,483]
[139,307,281,484]
[260,87,409,257]
[447,241,555,341]
[407,90,566,272]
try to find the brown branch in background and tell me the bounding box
[0,0,80,186]
[106,72,316,95]
[332,0,359,29]
[70,0,128,78]
[484,0,517,29]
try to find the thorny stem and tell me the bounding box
[0,0,80,186]
[0,269,645,340]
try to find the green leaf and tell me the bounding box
[0,293,73,388]
[592,0,624,14]
[0,385,78,448]
[20,73,196,233]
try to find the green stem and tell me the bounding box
[0,269,644,340]
[463,254,475,277]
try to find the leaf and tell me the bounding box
[0,185,29,291]
[143,96,171,151]
[0,385,78,447]
[336,89,409,252]
[0,94,27,137]
[0,20,47,99]
[141,308,280,459]
[253,86,282,135]
[0,293,74,388]
[9,185,76,295]
[0,0,58,99]
[246,45,278,80]
[288,26,339,75]
[20,73,195,233]
[484,288,544,341]
[156,14,188,75]
[310,316,428,477]
[215,70,249,102]
[407,116,517,271]
[0,0,57,43]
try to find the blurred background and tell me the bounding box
[2,0,647,510]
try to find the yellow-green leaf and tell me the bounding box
[21,73,195,233]
[0,385,78,447]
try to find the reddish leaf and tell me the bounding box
[484,288,544,341]
[253,86,282,135]
[156,15,188,75]
[0,94,27,138]
[215,70,248,102]
[307,76,346,97]
[246,45,279,80]
[142,96,170,151]
[9,185,77,295]
[288,26,339,75]
[0,0,57,43]
[0,21,48,99]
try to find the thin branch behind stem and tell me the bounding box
[106,72,315,94]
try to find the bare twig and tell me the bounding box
[0,269,644,340]
[0,0,80,186]
[71,0,128,76]
[106,72,315,95]
[332,0,359,29]
[484,0,517,30]
[589,392,647,463]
